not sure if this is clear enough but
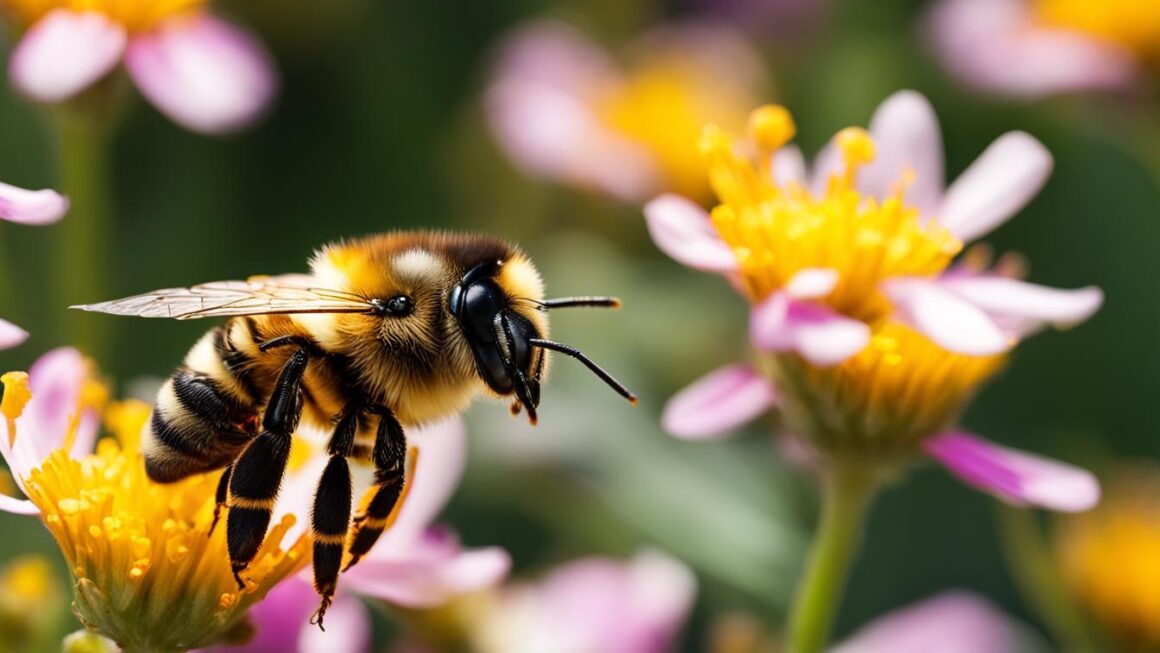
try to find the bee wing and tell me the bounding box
[71,276,376,320]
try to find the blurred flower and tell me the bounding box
[0,179,69,352]
[210,417,510,652]
[0,350,309,651]
[830,591,1043,653]
[1055,465,1160,650]
[925,0,1153,98]
[646,91,1100,512]
[3,0,277,133]
[0,556,66,653]
[466,550,696,653]
[486,19,767,202]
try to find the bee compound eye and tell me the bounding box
[385,295,414,317]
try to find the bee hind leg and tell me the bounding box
[343,405,407,573]
[226,348,309,589]
[309,408,359,630]
[208,465,232,537]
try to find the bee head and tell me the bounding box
[448,260,545,422]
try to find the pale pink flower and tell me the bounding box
[486,19,767,202]
[925,0,1146,98]
[7,5,277,134]
[831,591,1043,653]
[646,91,1101,512]
[0,348,100,515]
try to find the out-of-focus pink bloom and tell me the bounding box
[831,591,1042,653]
[925,0,1147,98]
[0,180,68,227]
[0,348,99,515]
[472,550,697,653]
[647,91,1101,513]
[7,5,276,134]
[486,19,767,202]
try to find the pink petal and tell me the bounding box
[644,194,738,273]
[24,348,90,460]
[0,319,29,350]
[883,277,1010,355]
[832,591,1035,653]
[125,15,277,135]
[0,182,68,226]
[858,90,945,216]
[809,139,842,196]
[785,268,839,299]
[925,0,1141,98]
[0,494,40,515]
[924,431,1099,512]
[296,592,371,653]
[771,145,806,189]
[661,364,776,439]
[937,131,1052,242]
[488,19,620,96]
[8,10,126,103]
[750,294,870,365]
[940,276,1103,335]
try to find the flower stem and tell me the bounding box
[784,460,879,653]
[52,107,113,362]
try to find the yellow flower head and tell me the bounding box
[17,397,309,652]
[3,0,203,32]
[1057,466,1160,649]
[1035,0,1160,61]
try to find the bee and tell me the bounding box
[73,231,635,626]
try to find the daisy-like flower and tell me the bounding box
[209,417,511,652]
[925,0,1154,98]
[486,19,767,202]
[646,90,1102,512]
[0,349,309,652]
[3,0,277,134]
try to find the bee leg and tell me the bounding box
[309,408,358,630]
[344,405,406,572]
[208,464,232,537]
[226,348,308,589]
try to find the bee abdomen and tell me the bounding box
[143,371,255,483]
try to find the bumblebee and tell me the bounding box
[74,231,634,626]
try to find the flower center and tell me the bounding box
[4,0,205,32]
[703,106,962,324]
[1035,0,1160,59]
[598,57,752,201]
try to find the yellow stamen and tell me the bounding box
[4,0,207,32]
[0,372,30,448]
[748,105,796,154]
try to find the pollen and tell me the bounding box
[4,0,206,32]
[19,405,310,651]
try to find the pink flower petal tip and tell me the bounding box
[661,364,776,439]
[750,294,870,366]
[9,10,126,103]
[0,319,29,350]
[644,194,737,273]
[0,182,68,226]
[925,431,1100,512]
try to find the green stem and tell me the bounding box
[997,506,1101,653]
[52,108,113,363]
[784,461,879,653]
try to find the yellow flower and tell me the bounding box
[3,0,202,32]
[1035,0,1160,61]
[0,556,65,653]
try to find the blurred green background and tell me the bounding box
[0,0,1156,650]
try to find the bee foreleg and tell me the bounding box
[226,348,309,589]
[343,405,406,572]
[309,408,358,630]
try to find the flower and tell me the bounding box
[467,550,697,653]
[210,417,510,651]
[4,0,277,134]
[830,591,1042,653]
[1055,465,1160,650]
[925,0,1154,98]
[486,19,767,202]
[0,349,310,651]
[0,555,67,651]
[646,91,1101,511]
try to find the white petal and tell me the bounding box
[809,138,842,196]
[785,268,840,299]
[859,90,945,216]
[771,145,807,189]
[8,10,126,103]
[938,132,1052,242]
[661,364,777,439]
[0,494,39,515]
[0,319,29,350]
[941,276,1103,333]
[644,194,737,273]
[750,295,870,366]
[884,277,1011,355]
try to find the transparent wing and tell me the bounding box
[71,275,376,320]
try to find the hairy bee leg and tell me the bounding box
[208,465,232,537]
[309,409,358,630]
[344,406,406,572]
[226,348,308,589]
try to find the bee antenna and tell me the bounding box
[534,296,622,310]
[528,338,637,404]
